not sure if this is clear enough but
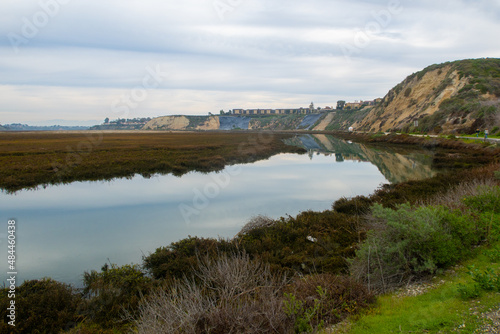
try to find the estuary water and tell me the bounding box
[0,135,437,286]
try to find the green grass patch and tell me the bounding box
[344,242,500,334]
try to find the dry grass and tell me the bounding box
[425,178,499,211]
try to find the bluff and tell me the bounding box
[142,59,500,134]
[141,114,328,131]
[352,58,500,133]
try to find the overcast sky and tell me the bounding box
[1,0,499,125]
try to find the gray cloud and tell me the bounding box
[1,0,499,124]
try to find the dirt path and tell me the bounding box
[313,113,335,131]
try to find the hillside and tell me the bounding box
[352,58,500,133]
[141,114,328,131]
[0,123,90,131]
[141,59,500,134]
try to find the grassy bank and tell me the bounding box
[329,240,500,333]
[0,131,305,192]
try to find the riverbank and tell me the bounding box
[325,238,500,333]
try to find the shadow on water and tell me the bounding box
[285,134,437,183]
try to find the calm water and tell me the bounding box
[0,135,436,286]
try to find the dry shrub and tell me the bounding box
[425,178,499,211]
[131,252,293,334]
[236,215,276,237]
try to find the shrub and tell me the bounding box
[285,274,374,331]
[82,263,152,329]
[350,204,480,293]
[332,195,373,215]
[457,283,482,300]
[237,214,276,237]
[463,186,500,242]
[0,278,81,334]
[463,185,500,214]
[467,265,500,292]
[132,252,293,334]
[485,246,500,263]
[238,210,361,274]
[143,236,237,279]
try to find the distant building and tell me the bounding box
[232,107,318,115]
[344,101,362,110]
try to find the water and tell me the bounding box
[0,135,436,286]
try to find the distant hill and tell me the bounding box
[0,124,90,131]
[90,117,152,130]
[352,58,500,133]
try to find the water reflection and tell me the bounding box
[0,136,437,286]
[285,134,436,183]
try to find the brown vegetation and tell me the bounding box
[0,131,304,192]
[132,252,293,334]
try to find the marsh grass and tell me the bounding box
[0,131,304,192]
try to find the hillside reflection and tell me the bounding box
[285,134,436,183]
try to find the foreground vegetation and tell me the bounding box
[1,133,499,333]
[333,240,500,334]
[0,131,304,192]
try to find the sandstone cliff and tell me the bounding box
[353,58,500,133]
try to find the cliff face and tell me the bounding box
[142,116,190,130]
[142,114,325,131]
[353,58,500,133]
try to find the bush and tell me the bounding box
[485,246,500,263]
[132,252,293,334]
[463,185,500,214]
[467,265,500,292]
[0,278,81,334]
[285,274,374,332]
[463,186,500,243]
[237,214,276,237]
[238,210,362,274]
[457,283,482,300]
[82,263,152,329]
[350,204,480,292]
[143,236,237,279]
[332,195,373,215]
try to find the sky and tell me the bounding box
[1,0,500,125]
